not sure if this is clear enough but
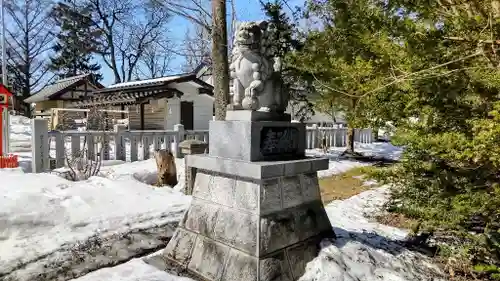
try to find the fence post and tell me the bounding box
[311,124,318,149]
[114,124,126,161]
[341,128,347,146]
[53,131,65,168]
[129,134,138,162]
[31,118,49,173]
[173,124,185,158]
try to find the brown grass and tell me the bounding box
[319,166,377,204]
[375,212,419,230]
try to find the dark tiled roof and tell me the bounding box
[96,73,213,94]
[71,88,183,107]
[24,74,94,104]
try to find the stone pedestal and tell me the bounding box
[209,121,306,162]
[163,114,334,281]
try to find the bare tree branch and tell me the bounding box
[136,35,174,78]
[5,0,55,99]
[86,0,172,83]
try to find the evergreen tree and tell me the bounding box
[49,0,102,83]
[293,0,500,276]
[290,0,404,153]
[367,1,500,278]
[260,0,315,122]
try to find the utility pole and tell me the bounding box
[211,0,229,120]
[1,0,9,154]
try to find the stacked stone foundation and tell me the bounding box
[163,117,334,281]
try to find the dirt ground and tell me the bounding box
[318,166,377,204]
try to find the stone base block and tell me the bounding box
[186,154,329,180]
[208,120,306,162]
[163,157,334,281]
[165,234,331,281]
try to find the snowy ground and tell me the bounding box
[0,160,190,281]
[2,115,445,281]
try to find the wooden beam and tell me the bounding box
[136,90,178,104]
[140,103,145,130]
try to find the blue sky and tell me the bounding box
[99,0,305,86]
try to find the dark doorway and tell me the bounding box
[180,101,194,130]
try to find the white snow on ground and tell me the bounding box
[306,142,403,178]
[9,115,33,172]
[0,161,190,279]
[300,187,444,281]
[71,257,193,281]
[68,187,444,281]
[4,115,443,281]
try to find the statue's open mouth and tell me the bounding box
[235,40,259,51]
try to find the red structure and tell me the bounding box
[0,84,18,168]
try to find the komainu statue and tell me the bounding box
[229,21,289,113]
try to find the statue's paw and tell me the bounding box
[242,97,259,110]
[241,97,252,109]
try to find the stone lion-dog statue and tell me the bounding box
[154,149,178,187]
[229,20,288,112]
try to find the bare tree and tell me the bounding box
[84,0,171,83]
[55,107,112,181]
[5,0,55,100]
[158,0,211,31]
[181,24,211,71]
[158,0,238,71]
[135,37,174,78]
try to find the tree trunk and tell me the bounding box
[373,127,379,141]
[211,0,229,121]
[345,98,358,154]
[346,127,355,153]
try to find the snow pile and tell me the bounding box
[306,141,403,161]
[67,187,444,281]
[71,257,193,281]
[4,114,444,281]
[9,115,33,171]
[0,160,190,281]
[306,142,403,178]
[300,187,444,281]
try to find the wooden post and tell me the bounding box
[31,118,49,173]
[179,139,208,195]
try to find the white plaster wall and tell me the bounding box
[59,83,100,99]
[165,98,181,130]
[165,82,214,130]
[189,95,213,130]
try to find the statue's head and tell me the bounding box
[233,21,268,52]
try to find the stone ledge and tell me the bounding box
[186,154,329,180]
[226,110,292,122]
